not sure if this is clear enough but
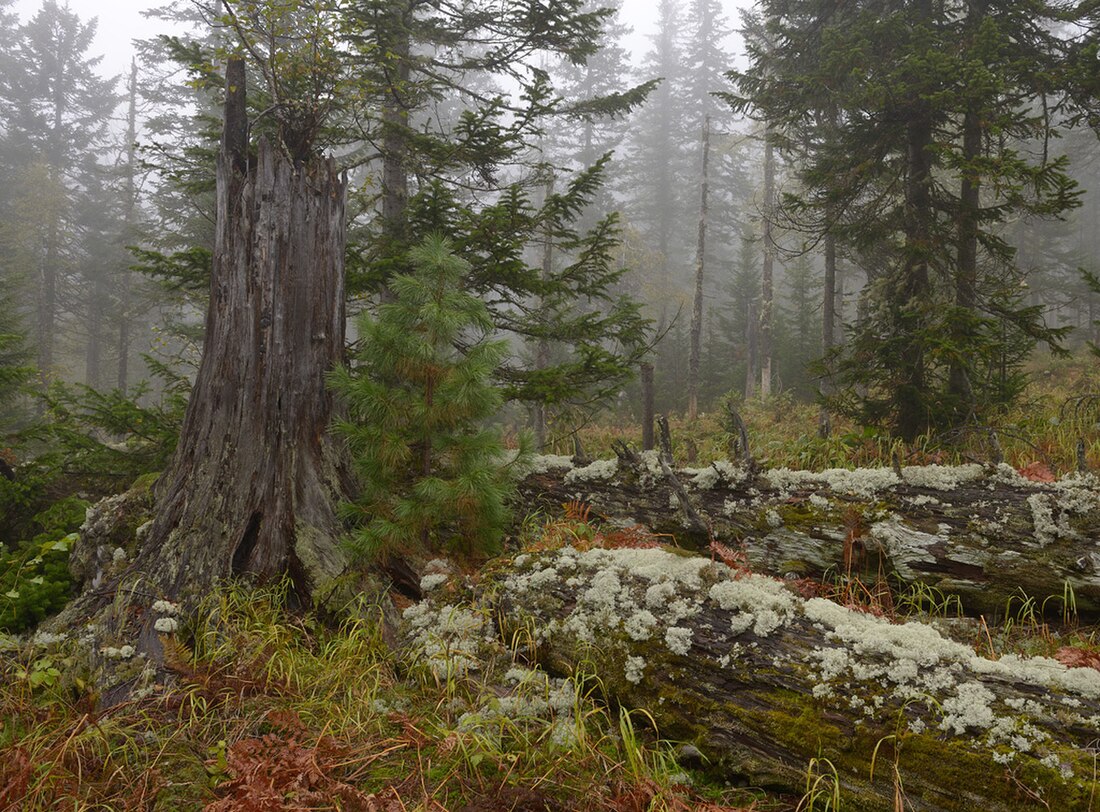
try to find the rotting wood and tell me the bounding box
[513,455,1100,620]
[489,545,1100,811]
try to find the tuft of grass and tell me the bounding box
[0,580,768,811]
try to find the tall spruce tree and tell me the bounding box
[732,0,1084,439]
[0,0,118,382]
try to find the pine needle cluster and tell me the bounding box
[331,236,523,559]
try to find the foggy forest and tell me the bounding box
[6,0,1100,809]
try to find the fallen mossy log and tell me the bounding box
[488,545,1100,811]
[514,454,1100,619]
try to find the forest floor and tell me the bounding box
[4,355,1100,810]
[3,506,1099,811]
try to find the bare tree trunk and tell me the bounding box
[820,222,837,436]
[85,275,105,388]
[759,123,775,397]
[117,59,139,393]
[949,8,983,421]
[129,59,350,640]
[688,116,710,422]
[533,175,554,451]
[896,0,935,441]
[744,300,758,399]
[380,1,411,301]
[641,362,655,451]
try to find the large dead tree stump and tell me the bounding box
[139,61,351,604]
[51,61,361,686]
[513,454,1100,620]
[488,546,1100,811]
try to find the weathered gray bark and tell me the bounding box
[138,62,350,604]
[489,546,1100,811]
[515,455,1100,620]
[54,61,359,674]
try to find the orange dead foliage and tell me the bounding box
[1055,646,1100,672]
[708,541,752,578]
[1017,461,1056,482]
[205,714,375,812]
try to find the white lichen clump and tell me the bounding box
[564,458,618,485]
[151,599,180,616]
[403,602,490,678]
[684,461,747,490]
[101,644,137,659]
[664,626,694,655]
[456,668,580,750]
[153,617,178,634]
[901,463,984,491]
[710,575,797,638]
[765,467,900,499]
[525,454,575,475]
[420,573,448,592]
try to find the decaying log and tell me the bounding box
[514,454,1100,620]
[488,546,1100,811]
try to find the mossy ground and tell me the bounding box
[0,580,771,811]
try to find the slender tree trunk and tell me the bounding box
[745,300,758,400]
[688,116,710,422]
[38,58,67,382]
[380,1,411,300]
[949,2,985,421]
[117,59,139,393]
[759,123,775,397]
[533,175,554,450]
[641,362,655,451]
[85,275,105,388]
[948,97,980,418]
[835,252,845,345]
[38,224,57,379]
[136,58,350,623]
[820,221,837,436]
[897,7,934,441]
[823,233,836,359]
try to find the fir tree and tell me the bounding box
[0,272,33,434]
[331,236,522,560]
[731,0,1084,439]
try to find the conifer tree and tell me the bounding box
[731,0,1085,439]
[0,274,33,434]
[331,236,521,559]
[0,0,118,379]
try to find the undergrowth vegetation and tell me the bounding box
[2,507,1099,809]
[5,358,1100,810]
[571,355,1100,475]
[0,570,769,811]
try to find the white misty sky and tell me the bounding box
[11,0,752,83]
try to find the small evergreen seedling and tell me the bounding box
[332,236,522,559]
